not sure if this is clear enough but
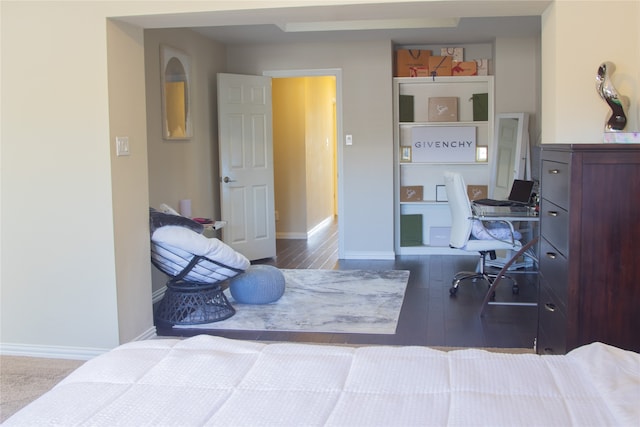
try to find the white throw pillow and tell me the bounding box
[471,220,521,241]
[152,225,250,270]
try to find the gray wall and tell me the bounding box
[225,38,539,258]
[144,29,227,295]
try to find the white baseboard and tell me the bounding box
[131,326,158,342]
[152,286,167,304]
[276,231,308,239]
[276,216,334,240]
[307,216,333,237]
[0,342,110,361]
[0,327,159,360]
[342,251,396,260]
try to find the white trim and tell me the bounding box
[276,232,308,239]
[342,251,397,260]
[263,68,344,259]
[275,215,334,240]
[307,216,333,238]
[152,286,167,304]
[133,326,158,342]
[0,343,110,360]
[0,327,158,360]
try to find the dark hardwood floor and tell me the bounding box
[158,219,539,349]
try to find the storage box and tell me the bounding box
[399,95,414,122]
[395,49,431,77]
[451,61,477,76]
[429,226,451,247]
[440,47,464,62]
[428,97,458,122]
[400,214,423,246]
[428,56,453,76]
[467,185,488,201]
[471,93,489,121]
[409,67,430,77]
[400,185,423,202]
[473,59,489,76]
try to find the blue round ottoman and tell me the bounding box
[229,265,285,304]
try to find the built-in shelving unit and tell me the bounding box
[394,76,494,255]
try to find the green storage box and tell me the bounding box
[471,93,488,121]
[400,214,423,246]
[399,95,414,122]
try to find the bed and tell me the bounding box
[5,335,639,426]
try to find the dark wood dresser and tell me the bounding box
[537,144,640,355]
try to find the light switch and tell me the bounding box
[116,136,130,156]
[345,134,353,145]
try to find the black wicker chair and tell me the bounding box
[150,208,249,327]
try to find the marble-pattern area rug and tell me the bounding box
[175,269,410,334]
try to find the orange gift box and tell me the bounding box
[452,61,478,76]
[428,56,453,76]
[395,49,431,77]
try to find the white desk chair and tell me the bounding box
[444,172,522,296]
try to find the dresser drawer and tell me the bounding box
[537,282,567,355]
[541,160,569,208]
[539,238,568,305]
[540,198,569,256]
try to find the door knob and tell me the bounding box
[222,176,236,183]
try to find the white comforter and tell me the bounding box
[6,336,639,426]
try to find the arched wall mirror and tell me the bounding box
[490,113,530,199]
[160,45,192,140]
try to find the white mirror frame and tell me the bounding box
[489,113,530,199]
[160,45,192,140]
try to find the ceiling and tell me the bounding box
[120,1,550,46]
[192,16,542,46]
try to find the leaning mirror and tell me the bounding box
[160,45,192,139]
[490,113,530,199]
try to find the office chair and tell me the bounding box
[443,172,522,296]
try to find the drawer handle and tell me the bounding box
[544,303,557,312]
[547,211,559,217]
[548,169,560,174]
[545,252,557,260]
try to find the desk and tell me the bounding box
[472,204,538,269]
[471,203,539,317]
[471,204,539,221]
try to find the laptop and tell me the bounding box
[474,179,534,207]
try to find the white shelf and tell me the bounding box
[400,162,488,166]
[394,75,494,255]
[397,246,469,256]
[400,121,489,125]
[400,201,443,205]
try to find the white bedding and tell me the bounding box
[5,336,639,426]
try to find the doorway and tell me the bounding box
[266,69,343,258]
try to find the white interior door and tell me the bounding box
[217,73,276,261]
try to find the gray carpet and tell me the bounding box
[175,269,410,334]
[0,356,84,422]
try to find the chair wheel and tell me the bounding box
[449,287,458,296]
[512,285,520,295]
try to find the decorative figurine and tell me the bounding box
[596,62,629,132]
